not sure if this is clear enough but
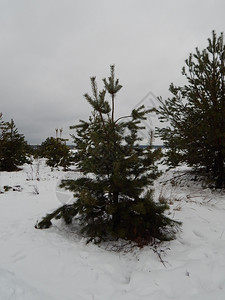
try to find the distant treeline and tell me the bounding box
[30,144,76,150]
[30,144,164,150]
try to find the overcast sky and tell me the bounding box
[0,0,224,144]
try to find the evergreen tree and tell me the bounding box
[157,31,225,188]
[0,118,30,171]
[37,66,180,246]
[39,137,71,170]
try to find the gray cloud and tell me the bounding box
[0,0,224,144]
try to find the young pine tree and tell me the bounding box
[39,137,71,170]
[37,66,180,246]
[157,31,225,188]
[0,118,30,171]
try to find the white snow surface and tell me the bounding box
[1,159,225,300]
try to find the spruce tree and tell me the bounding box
[157,31,225,188]
[0,118,30,171]
[37,66,180,246]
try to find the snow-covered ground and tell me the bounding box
[1,159,225,300]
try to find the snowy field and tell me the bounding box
[1,159,225,300]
